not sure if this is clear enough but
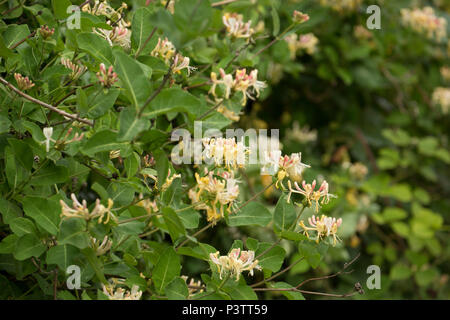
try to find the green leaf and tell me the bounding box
[114,50,152,109]
[30,163,69,186]
[118,108,150,142]
[162,207,186,242]
[390,264,412,280]
[271,282,305,300]
[255,243,286,272]
[58,219,90,249]
[22,197,60,236]
[132,7,156,56]
[52,0,72,19]
[9,217,38,236]
[77,33,114,65]
[142,88,207,119]
[46,244,80,270]
[273,195,296,231]
[298,242,328,269]
[227,202,272,227]
[14,234,46,261]
[165,277,189,300]
[82,130,126,156]
[414,268,439,287]
[154,150,169,190]
[0,199,22,225]
[84,88,120,119]
[0,234,19,254]
[153,247,181,294]
[7,138,33,170]
[382,207,407,223]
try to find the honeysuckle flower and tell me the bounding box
[43,127,54,152]
[97,63,118,88]
[320,0,362,13]
[60,194,117,224]
[202,137,249,170]
[188,170,240,223]
[401,7,447,42]
[102,282,142,300]
[109,150,121,159]
[292,10,310,24]
[54,127,84,151]
[263,152,310,189]
[286,122,317,143]
[210,248,261,281]
[222,13,254,41]
[287,179,337,211]
[161,0,175,14]
[348,162,368,180]
[209,68,267,106]
[151,37,176,63]
[94,22,131,50]
[172,54,196,75]
[82,0,128,23]
[297,33,319,55]
[39,25,54,39]
[136,193,158,215]
[161,168,181,191]
[61,58,86,80]
[181,276,205,295]
[91,235,113,256]
[299,214,343,246]
[432,87,450,114]
[14,73,34,91]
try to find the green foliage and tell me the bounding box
[0,0,448,301]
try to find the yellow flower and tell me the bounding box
[210,248,261,281]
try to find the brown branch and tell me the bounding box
[253,287,360,298]
[9,31,36,50]
[53,84,94,107]
[1,1,23,16]
[295,253,360,289]
[0,76,94,126]
[251,257,304,288]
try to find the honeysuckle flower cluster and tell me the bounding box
[202,137,249,170]
[261,152,310,188]
[181,276,205,296]
[151,37,196,75]
[83,1,131,49]
[299,215,343,246]
[210,68,267,106]
[400,7,447,42]
[188,169,240,223]
[432,87,450,114]
[91,236,113,256]
[60,194,117,224]
[320,0,362,12]
[287,179,336,212]
[97,63,118,88]
[14,73,34,91]
[285,33,319,58]
[102,280,142,300]
[348,162,369,180]
[61,58,86,81]
[286,122,317,143]
[210,248,261,281]
[222,13,255,41]
[292,10,310,24]
[38,25,54,40]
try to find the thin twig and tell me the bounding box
[211,0,240,7]
[0,77,94,126]
[9,31,36,50]
[251,257,304,288]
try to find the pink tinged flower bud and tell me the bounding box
[293,10,310,24]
